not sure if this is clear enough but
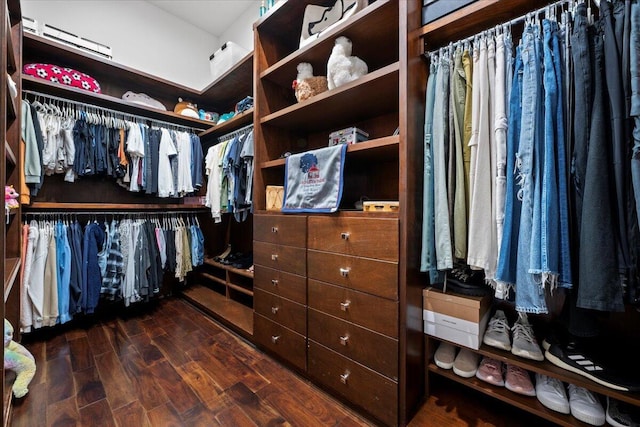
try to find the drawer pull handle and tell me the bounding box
[339,335,349,346]
[271,335,280,344]
[271,279,279,286]
[271,226,278,233]
[340,371,350,384]
[271,306,279,314]
[340,300,351,311]
[341,232,350,240]
[271,254,278,261]
[339,267,350,277]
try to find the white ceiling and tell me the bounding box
[147,0,257,38]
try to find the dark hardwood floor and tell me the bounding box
[10,297,550,427]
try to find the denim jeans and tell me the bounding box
[496,46,523,296]
[433,52,454,270]
[516,25,547,314]
[452,48,467,260]
[577,24,625,312]
[420,59,439,282]
[495,33,507,258]
[55,221,72,324]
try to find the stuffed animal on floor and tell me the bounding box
[326,36,368,90]
[292,63,328,102]
[4,319,36,398]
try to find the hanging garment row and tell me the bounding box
[20,212,205,333]
[205,125,254,223]
[20,93,205,200]
[421,0,640,314]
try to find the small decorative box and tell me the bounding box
[363,201,399,212]
[266,185,284,211]
[328,127,369,146]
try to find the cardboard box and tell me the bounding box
[423,287,491,323]
[423,287,491,350]
[363,201,399,212]
[209,41,249,82]
[423,309,490,350]
[266,185,284,211]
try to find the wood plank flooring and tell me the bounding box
[9,297,550,427]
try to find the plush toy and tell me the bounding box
[4,319,36,398]
[5,185,19,212]
[292,63,328,102]
[326,36,368,90]
[173,98,199,118]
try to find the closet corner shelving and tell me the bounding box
[420,0,640,424]
[252,1,424,425]
[2,0,21,423]
[181,50,256,340]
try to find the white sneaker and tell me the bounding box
[434,342,457,370]
[535,374,570,414]
[568,384,605,426]
[511,314,544,361]
[452,348,480,378]
[483,310,512,351]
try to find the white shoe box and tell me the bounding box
[423,309,490,350]
[209,41,249,82]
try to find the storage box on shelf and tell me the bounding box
[253,1,425,425]
[423,288,491,350]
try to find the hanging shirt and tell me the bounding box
[157,128,177,197]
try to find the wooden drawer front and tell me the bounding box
[308,280,398,338]
[254,214,307,247]
[254,241,306,276]
[254,314,306,371]
[309,309,398,380]
[308,216,399,261]
[254,265,306,305]
[307,250,398,300]
[254,288,306,335]
[308,342,398,427]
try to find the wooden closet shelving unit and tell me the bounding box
[2,0,21,424]
[420,0,640,425]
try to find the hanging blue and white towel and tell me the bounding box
[282,144,347,213]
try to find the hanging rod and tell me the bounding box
[23,210,206,217]
[22,89,207,133]
[424,0,573,57]
[217,123,254,143]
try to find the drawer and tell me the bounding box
[254,313,306,371]
[309,309,398,380]
[254,288,306,335]
[254,214,307,247]
[308,280,398,338]
[308,341,397,427]
[254,265,306,305]
[308,216,399,261]
[254,241,306,276]
[307,250,398,300]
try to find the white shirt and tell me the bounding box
[157,128,178,197]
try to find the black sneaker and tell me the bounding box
[442,265,492,297]
[606,396,640,427]
[545,341,640,392]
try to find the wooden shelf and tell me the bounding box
[200,272,227,287]
[22,75,214,130]
[198,52,254,110]
[25,202,208,211]
[261,62,399,132]
[5,140,16,165]
[181,283,253,338]
[259,0,398,88]
[5,10,16,73]
[260,134,399,169]
[4,257,20,302]
[203,257,254,279]
[5,78,16,120]
[199,107,254,140]
[428,363,585,427]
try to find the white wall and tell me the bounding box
[22,1,220,89]
[219,4,259,53]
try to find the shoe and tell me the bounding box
[483,310,512,351]
[545,341,640,392]
[568,384,605,426]
[443,265,492,296]
[434,342,457,370]
[505,364,535,396]
[535,374,570,414]
[214,244,232,262]
[511,314,544,361]
[606,396,640,427]
[475,357,505,387]
[452,348,480,378]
